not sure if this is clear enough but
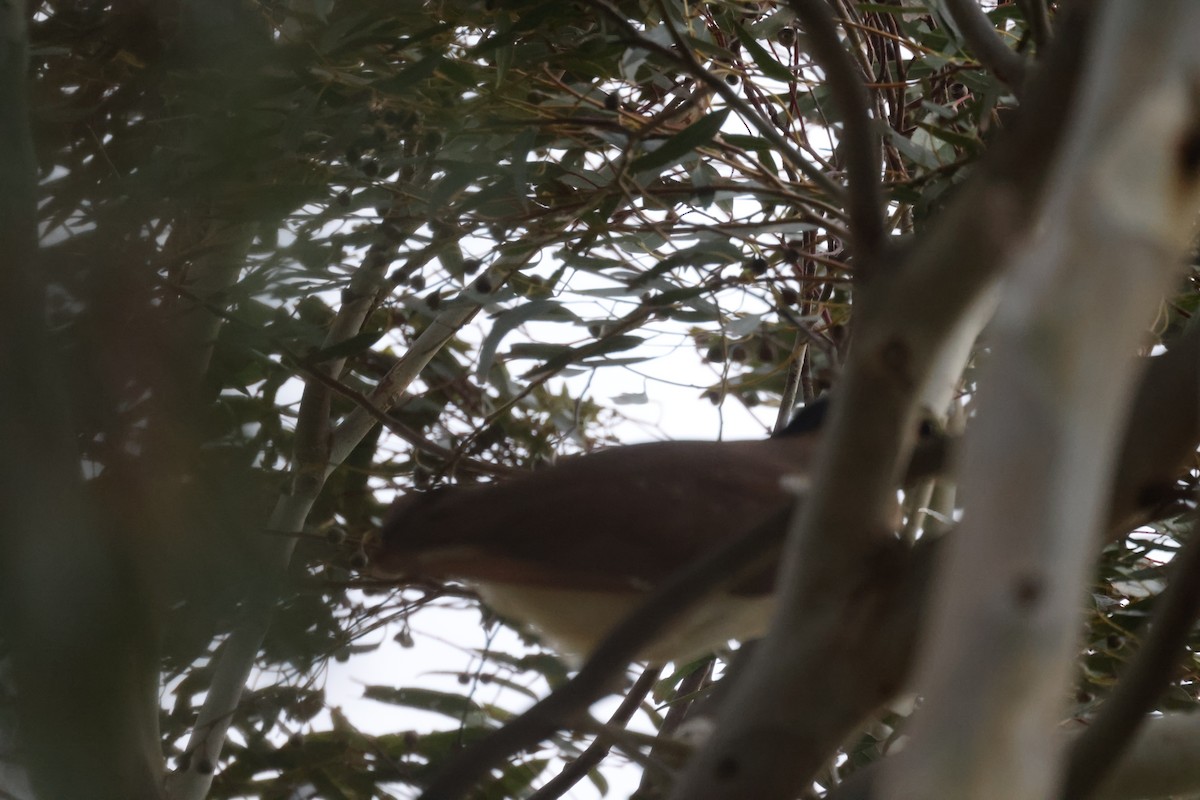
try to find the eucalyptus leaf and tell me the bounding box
[632,109,732,175]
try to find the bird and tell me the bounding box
[369,400,834,664]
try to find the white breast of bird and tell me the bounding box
[473,581,774,666]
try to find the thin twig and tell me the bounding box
[774,340,808,434]
[585,0,846,203]
[158,278,515,478]
[526,667,662,800]
[633,660,716,799]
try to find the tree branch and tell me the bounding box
[1077,714,1200,800]
[666,5,1097,798]
[787,0,886,265]
[586,0,847,204]
[1062,518,1200,799]
[943,0,1028,90]
[331,248,549,465]
[829,714,1200,800]
[411,300,1200,800]
[410,435,953,800]
[633,659,715,800]
[883,4,1200,797]
[1016,0,1052,51]
[688,306,1200,800]
[526,667,661,800]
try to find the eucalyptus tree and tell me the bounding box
[3,2,1200,800]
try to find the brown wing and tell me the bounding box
[371,435,817,593]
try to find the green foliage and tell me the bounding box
[19,1,1200,798]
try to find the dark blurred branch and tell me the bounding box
[1016,0,1053,50]
[944,0,1028,90]
[0,2,164,798]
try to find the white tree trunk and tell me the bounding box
[883,5,1200,798]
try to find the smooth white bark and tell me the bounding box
[1066,714,1200,800]
[883,5,1200,799]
